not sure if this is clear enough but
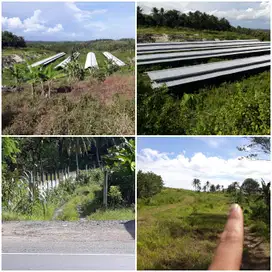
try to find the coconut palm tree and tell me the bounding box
[59,137,92,173]
[192,178,200,191]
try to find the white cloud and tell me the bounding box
[47,24,63,33]
[2,16,23,29]
[209,2,270,22]
[138,148,271,190]
[2,9,64,33]
[65,3,107,22]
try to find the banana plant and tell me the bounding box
[44,66,65,98]
[6,64,25,91]
[26,65,40,97]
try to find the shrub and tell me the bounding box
[75,169,104,186]
[108,186,123,208]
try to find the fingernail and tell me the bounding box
[230,203,240,211]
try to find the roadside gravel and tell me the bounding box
[2,220,135,254]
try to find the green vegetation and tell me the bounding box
[87,208,134,220]
[137,7,270,135]
[137,139,270,270]
[2,137,135,221]
[137,7,270,42]
[2,35,135,135]
[137,170,164,198]
[138,71,270,135]
[2,31,26,48]
[137,179,270,270]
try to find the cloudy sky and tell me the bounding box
[137,137,271,190]
[139,1,270,29]
[2,2,135,41]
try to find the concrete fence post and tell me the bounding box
[103,170,109,208]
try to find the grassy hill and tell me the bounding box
[137,188,270,270]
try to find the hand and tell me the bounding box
[209,204,244,270]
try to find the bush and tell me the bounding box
[137,170,164,199]
[138,71,270,135]
[110,168,135,205]
[108,186,123,208]
[75,169,104,186]
[249,200,270,224]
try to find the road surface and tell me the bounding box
[2,220,135,270]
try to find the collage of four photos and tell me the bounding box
[1,0,271,271]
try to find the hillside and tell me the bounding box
[2,39,135,135]
[137,188,270,270]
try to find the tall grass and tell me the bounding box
[3,74,135,135]
[138,188,235,270]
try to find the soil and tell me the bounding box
[241,227,270,270]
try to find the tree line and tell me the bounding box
[137,6,270,41]
[2,31,26,48]
[138,7,231,31]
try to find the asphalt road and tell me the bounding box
[2,220,135,270]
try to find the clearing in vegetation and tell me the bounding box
[2,32,135,135]
[137,187,270,270]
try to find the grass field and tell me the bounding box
[137,188,270,270]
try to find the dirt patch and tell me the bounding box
[2,54,25,69]
[241,227,270,270]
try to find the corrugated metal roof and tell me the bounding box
[138,47,270,65]
[84,52,99,69]
[30,52,66,67]
[103,52,126,66]
[54,52,80,69]
[146,55,270,88]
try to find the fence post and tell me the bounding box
[103,170,109,208]
[50,173,53,188]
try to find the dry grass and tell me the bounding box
[2,74,135,135]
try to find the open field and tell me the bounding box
[2,39,135,135]
[137,188,270,270]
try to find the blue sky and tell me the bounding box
[140,1,270,29]
[137,137,271,190]
[2,2,135,41]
